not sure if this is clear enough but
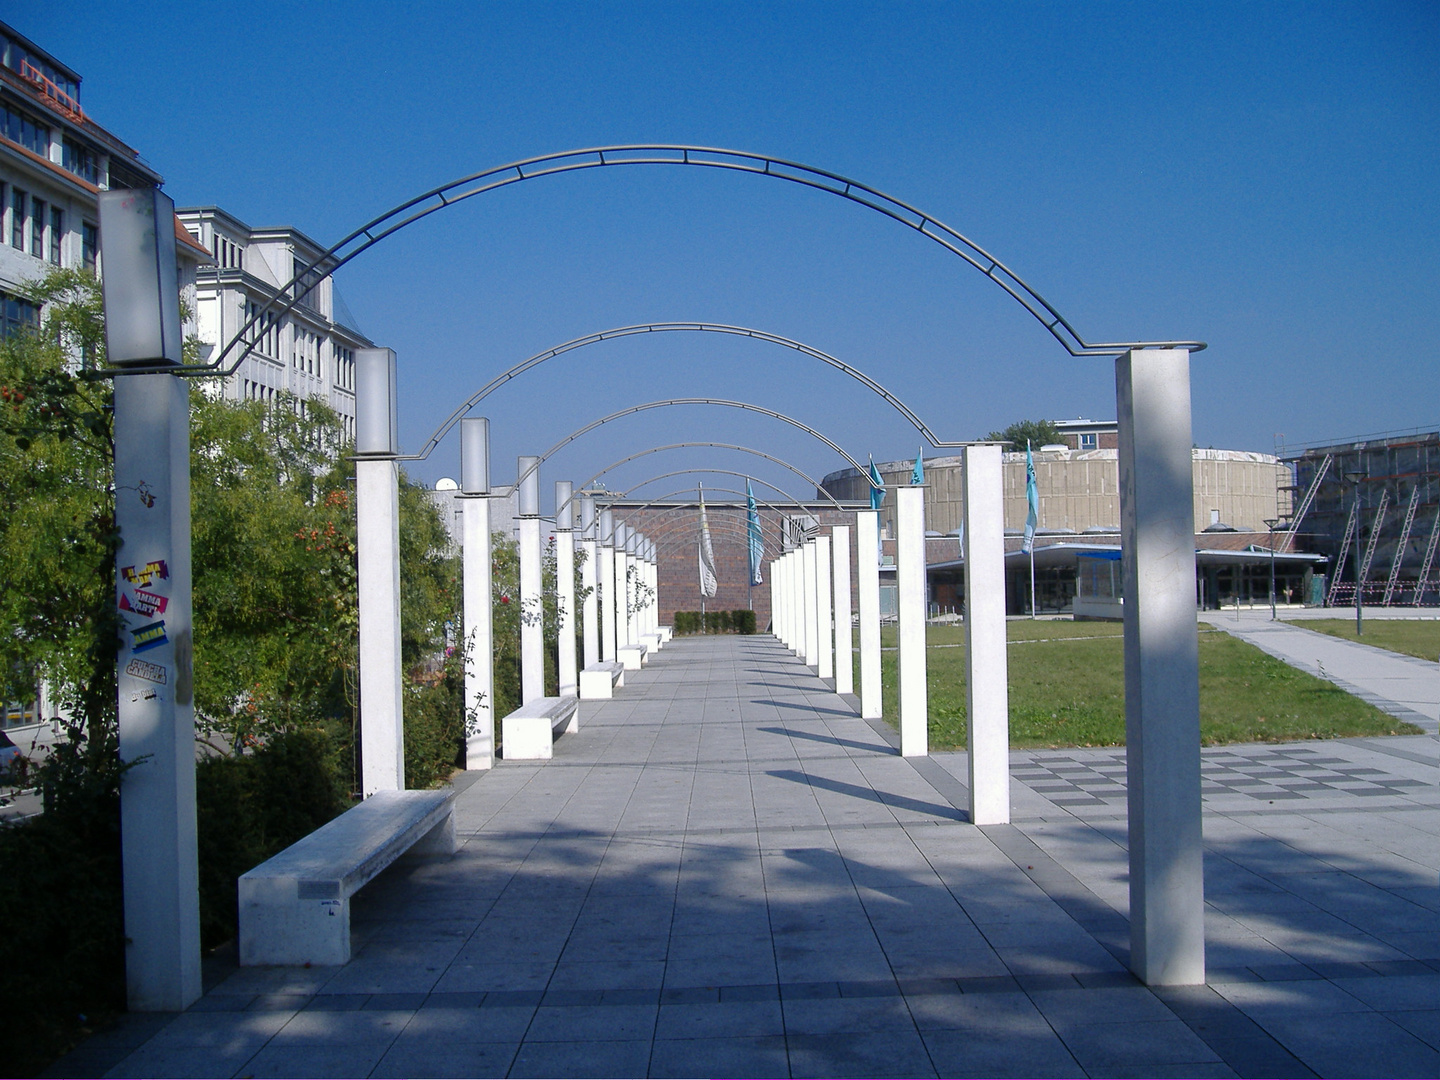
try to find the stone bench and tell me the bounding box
[617,643,648,670]
[640,632,662,653]
[658,625,673,644]
[580,661,625,700]
[238,788,458,967]
[501,694,579,760]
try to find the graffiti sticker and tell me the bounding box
[125,658,168,685]
[122,560,170,588]
[131,620,168,653]
[119,588,169,618]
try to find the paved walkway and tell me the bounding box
[60,634,1440,1078]
[1201,610,1440,733]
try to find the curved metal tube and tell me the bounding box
[409,323,958,459]
[138,144,1202,379]
[557,442,843,520]
[515,398,870,495]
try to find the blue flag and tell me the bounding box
[868,456,885,511]
[1022,440,1039,554]
[911,447,924,486]
[746,479,764,586]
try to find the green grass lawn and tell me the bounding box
[1298,618,1440,663]
[863,620,1421,749]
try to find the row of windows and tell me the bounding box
[242,379,278,403]
[293,327,319,376]
[241,300,358,391]
[0,289,39,340]
[335,345,355,390]
[0,100,49,159]
[213,233,243,270]
[1,35,81,104]
[2,183,82,268]
[244,301,281,358]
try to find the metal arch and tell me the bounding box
[560,442,843,518]
[516,398,870,495]
[611,469,842,512]
[134,144,1204,379]
[597,482,809,546]
[409,324,957,461]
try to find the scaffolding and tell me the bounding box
[1382,485,1421,605]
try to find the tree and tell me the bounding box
[984,418,1062,451]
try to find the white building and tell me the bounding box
[0,20,208,337]
[177,207,370,443]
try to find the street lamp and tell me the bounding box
[1343,471,1366,636]
[1263,518,1282,620]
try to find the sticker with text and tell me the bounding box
[125,658,168,685]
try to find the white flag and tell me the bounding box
[698,487,718,597]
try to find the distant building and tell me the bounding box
[177,207,370,443]
[0,19,207,339]
[1283,429,1440,607]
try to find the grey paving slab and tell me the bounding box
[65,633,1440,1078]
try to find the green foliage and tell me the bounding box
[673,610,755,635]
[984,418,1062,451]
[195,728,349,950]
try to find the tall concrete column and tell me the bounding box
[599,510,616,661]
[1118,348,1205,987]
[769,561,779,637]
[114,375,202,1010]
[963,444,1009,824]
[460,418,494,769]
[615,525,631,649]
[802,540,819,668]
[815,533,833,681]
[355,348,405,793]
[775,554,787,645]
[516,456,544,704]
[832,525,854,695]
[896,486,927,757]
[555,480,577,698]
[580,496,599,668]
[857,511,882,720]
[645,541,658,635]
[102,188,201,1011]
[627,532,641,644]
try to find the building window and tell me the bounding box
[212,233,242,270]
[245,301,281,359]
[48,207,62,266]
[10,188,24,249]
[0,290,39,339]
[82,221,98,272]
[0,102,50,158]
[1079,433,1097,450]
[30,198,43,257]
[61,138,98,184]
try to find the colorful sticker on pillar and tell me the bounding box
[125,658,168,685]
[119,588,168,618]
[130,620,168,653]
[122,560,169,588]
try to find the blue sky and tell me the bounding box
[20,1,1439,502]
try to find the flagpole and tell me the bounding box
[1029,547,1036,619]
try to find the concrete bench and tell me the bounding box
[617,643,648,670]
[658,625,673,644]
[580,661,625,700]
[238,788,458,967]
[640,632,662,653]
[501,694,579,760]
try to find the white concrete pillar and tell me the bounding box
[832,525,854,695]
[1117,348,1205,987]
[101,187,202,1012]
[803,540,818,667]
[963,444,1009,824]
[769,561,779,637]
[775,553,787,645]
[896,486,927,757]
[460,418,494,769]
[857,511,882,720]
[580,497,599,669]
[645,541,658,635]
[355,348,404,794]
[555,481,577,698]
[599,510,616,661]
[516,456,544,704]
[615,525,631,649]
[626,532,641,645]
[114,374,202,1011]
[815,533,834,681]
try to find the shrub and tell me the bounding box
[732,609,757,635]
[196,728,349,950]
